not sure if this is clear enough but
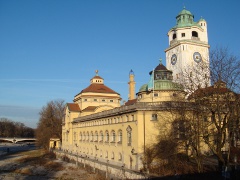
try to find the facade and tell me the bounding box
[59,7,214,173]
[61,62,186,171]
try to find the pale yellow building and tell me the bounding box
[61,61,186,171]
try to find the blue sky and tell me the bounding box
[0,0,239,128]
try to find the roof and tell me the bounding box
[172,7,202,29]
[81,106,97,112]
[67,103,81,112]
[125,99,137,106]
[91,75,103,80]
[149,63,171,75]
[79,83,119,95]
[189,86,232,99]
[177,8,193,17]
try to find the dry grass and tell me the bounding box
[14,167,32,175]
[2,149,107,179]
[15,149,63,172]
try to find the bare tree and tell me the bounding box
[181,47,240,171]
[0,117,34,137]
[35,100,65,149]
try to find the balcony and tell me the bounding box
[191,36,200,41]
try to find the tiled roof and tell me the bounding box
[125,99,137,106]
[154,63,168,71]
[67,103,81,112]
[189,86,232,99]
[91,75,103,80]
[82,106,97,112]
[80,84,119,94]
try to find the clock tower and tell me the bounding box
[165,7,210,86]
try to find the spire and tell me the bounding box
[128,69,136,100]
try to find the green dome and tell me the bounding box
[172,7,201,29]
[139,84,148,92]
[177,8,193,17]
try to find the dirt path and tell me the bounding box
[0,149,104,180]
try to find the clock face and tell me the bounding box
[193,52,202,63]
[171,54,177,65]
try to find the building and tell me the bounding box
[61,61,186,171]
[165,7,210,88]
[59,7,212,174]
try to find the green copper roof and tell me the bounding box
[177,8,193,16]
[139,80,183,92]
[172,7,201,29]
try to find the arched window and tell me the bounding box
[105,131,109,142]
[118,153,122,161]
[73,132,76,142]
[111,152,115,159]
[79,132,82,141]
[83,132,85,141]
[126,126,132,146]
[105,151,108,158]
[86,132,89,141]
[95,131,98,142]
[90,131,93,142]
[111,130,116,142]
[192,31,198,37]
[100,131,103,142]
[118,130,122,143]
[172,33,177,40]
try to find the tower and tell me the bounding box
[128,69,136,100]
[165,7,210,86]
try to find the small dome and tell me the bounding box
[199,17,206,22]
[139,84,148,92]
[177,8,193,17]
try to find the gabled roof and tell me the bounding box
[79,84,119,95]
[125,99,137,106]
[67,103,81,112]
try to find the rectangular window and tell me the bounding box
[110,100,113,102]
[151,114,158,121]
[102,99,105,102]
[182,33,185,37]
[94,99,97,102]
[84,99,87,101]
[154,93,158,97]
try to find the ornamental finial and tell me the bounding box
[159,58,162,64]
[95,70,99,76]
